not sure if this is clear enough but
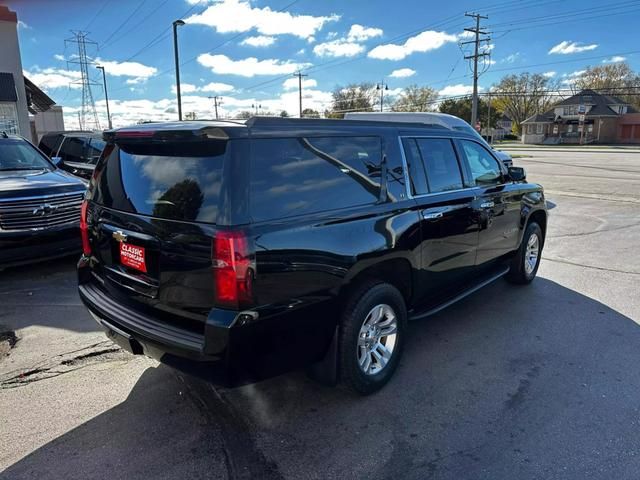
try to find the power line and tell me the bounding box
[100,0,148,47]
[462,12,490,128]
[100,0,172,51]
[84,0,111,31]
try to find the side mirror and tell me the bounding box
[51,156,63,167]
[508,166,526,182]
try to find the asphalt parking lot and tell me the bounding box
[1,149,639,480]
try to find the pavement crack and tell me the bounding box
[177,373,283,480]
[0,343,131,389]
[542,256,640,275]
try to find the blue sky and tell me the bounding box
[6,0,640,127]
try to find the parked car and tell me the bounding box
[344,112,514,167]
[77,118,547,394]
[38,131,106,180]
[0,133,86,269]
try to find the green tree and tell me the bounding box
[491,73,558,134]
[328,83,376,118]
[391,85,439,112]
[279,110,290,117]
[235,110,252,119]
[438,97,501,130]
[302,108,320,118]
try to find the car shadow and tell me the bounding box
[3,277,640,480]
[0,255,100,334]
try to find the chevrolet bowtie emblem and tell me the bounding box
[112,230,128,243]
[32,204,58,217]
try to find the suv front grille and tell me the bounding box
[0,192,84,231]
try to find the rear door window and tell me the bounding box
[414,138,464,193]
[86,138,106,164]
[94,141,227,223]
[59,137,89,163]
[250,136,382,222]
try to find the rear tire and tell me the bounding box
[506,221,543,284]
[338,281,407,395]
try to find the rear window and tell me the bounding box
[249,136,382,222]
[94,141,226,223]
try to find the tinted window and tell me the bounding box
[86,138,106,165]
[401,138,429,195]
[95,141,226,223]
[414,138,463,193]
[459,140,502,186]
[250,136,381,222]
[59,137,89,163]
[38,134,59,156]
[0,139,53,171]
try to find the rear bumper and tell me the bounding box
[0,224,80,268]
[78,261,337,386]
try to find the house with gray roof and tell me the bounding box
[521,89,639,144]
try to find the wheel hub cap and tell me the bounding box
[524,233,540,275]
[357,304,398,376]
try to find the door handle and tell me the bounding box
[480,201,495,209]
[423,212,443,220]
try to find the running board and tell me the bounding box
[409,266,510,321]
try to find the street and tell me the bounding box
[1,149,639,480]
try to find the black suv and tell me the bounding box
[78,118,547,394]
[38,131,105,180]
[0,133,86,269]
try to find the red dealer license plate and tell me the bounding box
[119,242,147,273]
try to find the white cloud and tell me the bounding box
[185,0,339,40]
[457,30,475,40]
[313,39,364,58]
[542,71,557,78]
[501,52,520,64]
[171,83,198,94]
[438,84,480,96]
[296,48,306,55]
[326,31,338,40]
[368,30,457,61]
[200,82,235,93]
[53,54,65,61]
[240,35,276,47]
[23,67,81,90]
[389,68,416,78]
[17,20,30,29]
[347,24,383,42]
[602,56,627,63]
[561,70,587,85]
[283,77,317,90]
[94,58,157,86]
[549,41,598,55]
[197,53,310,77]
[171,82,235,94]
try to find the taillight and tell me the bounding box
[80,200,91,256]
[212,231,254,309]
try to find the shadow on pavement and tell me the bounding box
[3,277,640,480]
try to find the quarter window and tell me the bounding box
[459,140,503,186]
[413,138,464,194]
[250,136,382,222]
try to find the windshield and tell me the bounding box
[0,139,53,171]
[452,125,493,149]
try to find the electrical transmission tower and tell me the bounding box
[65,31,101,131]
[461,13,490,130]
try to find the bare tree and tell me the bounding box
[572,63,640,108]
[327,83,377,118]
[492,73,558,134]
[391,85,439,112]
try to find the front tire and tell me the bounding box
[338,281,407,395]
[506,221,543,284]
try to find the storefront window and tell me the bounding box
[0,103,19,135]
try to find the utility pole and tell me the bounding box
[208,96,222,119]
[377,80,389,112]
[66,31,101,131]
[96,65,112,129]
[462,12,489,130]
[172,19,185,121]
[487,93,491,144]
[292,72,308,117]
[252,103,262,115]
